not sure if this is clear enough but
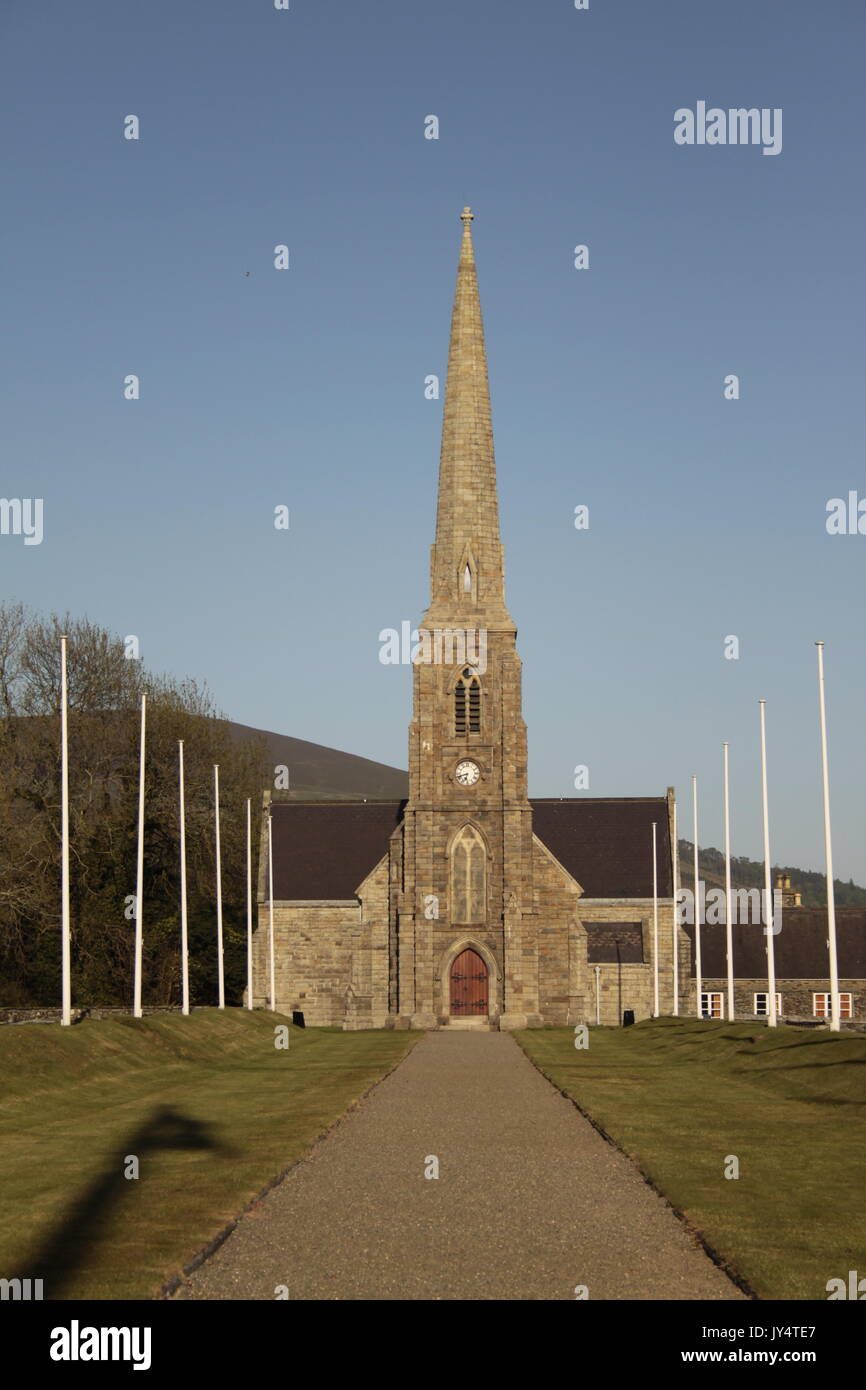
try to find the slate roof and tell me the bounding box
[688,909,866,979]
[267,796,672,902]
[269,800,404,899]
[531,799,673,898]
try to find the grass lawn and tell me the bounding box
[516,1017,866,1300]
[0,1009,418,1300]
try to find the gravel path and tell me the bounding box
[172,1031,744,1301]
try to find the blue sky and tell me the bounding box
[2,0,864,879]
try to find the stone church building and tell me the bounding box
[251,208,680,1029]
[251,209,861,1030]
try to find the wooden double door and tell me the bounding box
[450,948,489,1017]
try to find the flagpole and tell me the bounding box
[60,635,71,1027]
[671,795,679,1015]
[178,741,189,1016]
[214,764,225,1009]
[758,700,777,1027]
[267,804,276,1011]
[133,693,146,1018]
[816,642,840,1032]
[246,797,253,1010]
[723,741,734,1021]
[652,823,659,1017]
[692,775,702,1017]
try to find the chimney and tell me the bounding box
[775,870,801,908]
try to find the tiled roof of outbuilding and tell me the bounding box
[689,909,866,979]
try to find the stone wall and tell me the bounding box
[249,900,361,1026]
[579,898,687,1024]
[694,976,865,1021]
[531,837,582,1027]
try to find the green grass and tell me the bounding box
[516,1017,866,1300]
[0,1009,418,1300]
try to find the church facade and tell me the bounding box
[250,208,682,1030]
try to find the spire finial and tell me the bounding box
[461,206,474,224]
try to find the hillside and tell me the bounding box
[228,721,409,799]
[678,840,866,908]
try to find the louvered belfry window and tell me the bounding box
[455,668,481,736]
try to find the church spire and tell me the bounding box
[424,208,514,631]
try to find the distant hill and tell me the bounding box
[678,840,866,909]
[228,722,409,800]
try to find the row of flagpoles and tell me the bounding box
[651,641,841,1031]
[58,636,278,1024]
[56,635,842,1030]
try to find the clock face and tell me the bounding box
[455,759,480,787]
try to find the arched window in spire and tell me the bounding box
[450,825,486,924]
[455,667,481,736]
[463,562,472,593]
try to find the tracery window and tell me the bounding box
[450,825,486,923]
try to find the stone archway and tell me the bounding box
[450,947,488,1016]
[439,937,501,1024]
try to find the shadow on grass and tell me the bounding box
[14,1105,228,1299]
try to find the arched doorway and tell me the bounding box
[450,948,489,1017]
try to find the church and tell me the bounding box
[250,211,865,1030]
[250,208,681,1029]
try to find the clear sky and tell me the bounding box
[2,0,864,880]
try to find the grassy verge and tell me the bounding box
[516,1017,866,1299]
[0,1009,418,1299]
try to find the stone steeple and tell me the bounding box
[424,208,514,633]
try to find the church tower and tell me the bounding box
[393,209,540,1029]
[256,208,674,1035]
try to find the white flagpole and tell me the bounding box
[816,642,840,1032]
[214,764,225,1009]
[246,797,253,1010]
[267,805,276,1011]
[265,806,276,1011]
[693,775,702,1018]
[723,741,734,1021]
[759,700,777,1027]
[671,795,679,1015]
[133,693,146,1018]
[178,741,189,1016]
[652,823,659,1017]
[60,635,71,1027]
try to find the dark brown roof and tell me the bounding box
[531,799,673,898]
[270,801,404,899]
[268,796,673,903]
[690,908,866,979]
[585,922,644,964]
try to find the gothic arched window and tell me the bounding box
[454,668,481,736]
[450,825,486,924]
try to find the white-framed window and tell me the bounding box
[754,992,782,1017]
[700,991,723,1019]
[813,992,853,1020]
